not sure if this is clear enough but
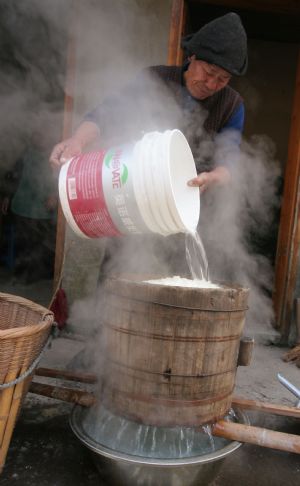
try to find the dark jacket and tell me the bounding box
[84,65,243,172]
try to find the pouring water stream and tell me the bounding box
[185,231,210,281]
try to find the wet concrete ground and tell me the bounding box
[0,336,299,486]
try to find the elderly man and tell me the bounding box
[50,12,247,194]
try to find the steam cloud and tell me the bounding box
[0,0,70,170]
[199,133,281,330]
[0,1,281,337]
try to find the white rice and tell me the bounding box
[144,276,220,289]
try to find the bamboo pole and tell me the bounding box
[33,367,300,416]
[28,380,300,455]
[29,382,96,407]
[35,367,97,384]
[29,375,300,419]
[232,396,300,419]
[212,420,300,454]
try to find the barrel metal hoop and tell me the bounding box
[105,291,249,312]
[102,321,241,343]
[103,385,235,407]
[105,357,236,379]
[152,301,249,312]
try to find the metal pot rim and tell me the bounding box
[70,406,249,467]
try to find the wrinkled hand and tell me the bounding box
[49,137,83,169]
[187,167,231,193]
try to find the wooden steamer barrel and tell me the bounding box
[100,277,249,426]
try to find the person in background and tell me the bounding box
[50,12,247,193]
[2,130,57,284]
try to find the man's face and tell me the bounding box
[184,55,231,100]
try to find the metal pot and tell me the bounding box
[70,405,248,486]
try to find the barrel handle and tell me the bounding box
[237,336,254,366]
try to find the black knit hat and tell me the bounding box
[181,13,248,76]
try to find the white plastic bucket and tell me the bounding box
[59,129,200,238]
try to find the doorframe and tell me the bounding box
[273,51,300,339]
[167,0,186,66]
[53,24,77,293]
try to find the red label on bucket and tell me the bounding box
[66,151,121,237]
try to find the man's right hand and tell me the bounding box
[49,137,83,169]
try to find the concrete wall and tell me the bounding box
[62,0,172,307]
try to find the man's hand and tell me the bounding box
[49,137,83,169]
[187,166,231,193]
[49,121,100,169]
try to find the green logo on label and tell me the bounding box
[121,164,128,184]
[104,149,128,188]
[104,152,113,168]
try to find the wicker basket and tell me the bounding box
[0,292,54,472]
